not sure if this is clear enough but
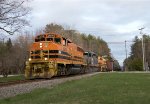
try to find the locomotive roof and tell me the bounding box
[35,33,72,43]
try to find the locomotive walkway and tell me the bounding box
[0,72,100,99]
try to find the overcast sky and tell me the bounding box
[29,0,150,66]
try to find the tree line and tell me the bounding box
[124,35,150,71]
[0,35,33,76]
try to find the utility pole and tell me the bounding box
[125,40,128,60]
[139,27,146,71]
[124,40,128,71]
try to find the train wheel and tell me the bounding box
[80,66,85,74]
[57,66,66,76]
[61,67,66,75]
[66,66,71,75]
[57,66,61,76]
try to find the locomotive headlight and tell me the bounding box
[40,43,42,45]
[44,58,48,60]
[40,43,43,48]
[29,58,31,61]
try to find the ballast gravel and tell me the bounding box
[0,72,100,99]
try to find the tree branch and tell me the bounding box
[0,0,31,35]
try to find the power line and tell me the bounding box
[107,41,134,44]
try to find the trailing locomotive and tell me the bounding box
[84,51,98,72]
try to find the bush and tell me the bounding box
[128,58,143,71]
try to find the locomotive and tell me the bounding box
[25,33,99,79]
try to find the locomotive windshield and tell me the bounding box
[55,38,61,44]
[35,34,60,42]
[84,52,92,57]
[47,38,53,41]
[35,35,45,42]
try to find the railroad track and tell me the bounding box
[0,79,46,87]
[0,76,74,87]
[0,72,96,88]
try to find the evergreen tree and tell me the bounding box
[124,35,150,71]
[6,38,12,51]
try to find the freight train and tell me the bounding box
[25,33,102,79]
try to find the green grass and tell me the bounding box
[0,73,150,104]
[0,75,24,83]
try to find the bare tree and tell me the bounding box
[0,0,31,35]
[0,38,13,77]
[12,34,33,74]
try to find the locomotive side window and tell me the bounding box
[41,37,45,41]
[35,35,45,41]
[35,38,39,42]
[63,38,67,46]
[43,50,48,53]
[31,51,34,54]
[34,50,40,54]
[55,38,61,44]
[88,53,92,57]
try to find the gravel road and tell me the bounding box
[0,72,100,99]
